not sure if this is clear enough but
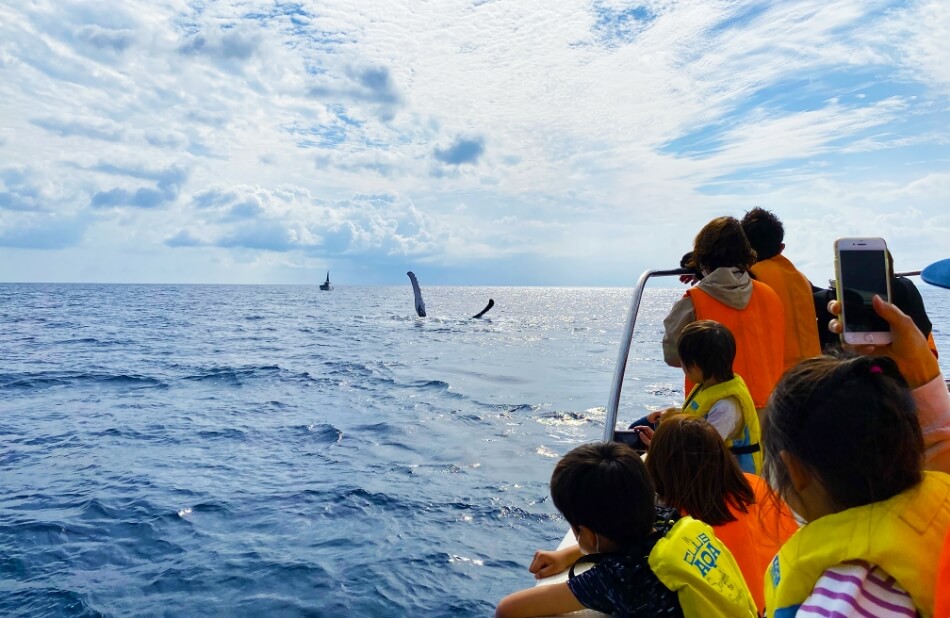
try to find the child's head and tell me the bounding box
[677,320,735,383]
[686,216,756,274]
[762,354,923,518]
[550,442,655,548]
[740,207,784,261]
[646,414,754,526]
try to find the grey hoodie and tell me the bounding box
[662,267,754,367]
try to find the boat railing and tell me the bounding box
[604,267,950,427]
[603,267,692,443]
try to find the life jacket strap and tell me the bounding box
[729,443,761,455]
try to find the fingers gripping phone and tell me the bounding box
[834,237,892,345]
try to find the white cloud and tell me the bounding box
[871,0,950,94]
[0,0,947,283]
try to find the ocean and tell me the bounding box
[1,283,948,617]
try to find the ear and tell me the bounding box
[574,525,597,553]
[779,450,810,493]
[779,242,786,253]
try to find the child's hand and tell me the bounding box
[828,295,939,388]
[632,426,654,446]
[658,407,679,422]
[528,546,580,579]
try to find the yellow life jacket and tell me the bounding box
[682,374,762,474]
[649,515,758,618]
[764,471,950,618]
[750,255,821,369]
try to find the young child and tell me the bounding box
[645,414,799,615]
[495,442,756,618]
[636,320,762,474]
[762,353,950,617]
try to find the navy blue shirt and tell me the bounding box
[566,508,683,618]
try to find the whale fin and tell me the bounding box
[472,298,494,319]
[407,271,426,317]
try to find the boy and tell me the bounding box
[675,320,762,474]
[495,442,755,618]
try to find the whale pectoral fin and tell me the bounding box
[407,271,426,317]
[473,298,494,319]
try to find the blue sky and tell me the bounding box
[1,0,948,285]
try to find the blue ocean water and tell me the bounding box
[1,283,947,617]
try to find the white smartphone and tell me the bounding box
[834,237,892,345]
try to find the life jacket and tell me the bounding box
[648,515,758,618]
[682,374,762,474]
[685,281,785,408]
[928,332,940,359]
[750,255,821,369]
[764,471,950,618]
[711,474,799,615]
[936,524,950,618]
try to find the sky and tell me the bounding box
[1,0,948,285]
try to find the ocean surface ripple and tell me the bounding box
[1,283,947,616]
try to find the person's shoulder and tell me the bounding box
[709,395,741,413]
[796,562,913,617]
[570,551,653,591]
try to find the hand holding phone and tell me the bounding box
[834,237,892,345]
[827,294,939,388]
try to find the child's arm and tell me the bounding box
[706,397,741,440]
[528,545,582,579]
[495,582,585,618]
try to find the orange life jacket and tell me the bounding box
[685,281,785,408]
[928,332,940,359]
[750,255,821,370]
[937,524,950,618]
[710,474,799,615]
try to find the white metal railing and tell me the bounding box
[603,268,692,442]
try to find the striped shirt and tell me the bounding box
[796,560,915,617]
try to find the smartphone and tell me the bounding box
[834,237,892,345]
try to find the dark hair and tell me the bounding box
[550,442,655,546]
[686,216,756,273]
[762,354,923,512]
[741,207,784,261]
[677,320,735,382]
[646,414,755,526]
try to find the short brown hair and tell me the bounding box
[550,442,655,546]
[677,320,735,382]
[645,414,754,526]
[686,216,756,273]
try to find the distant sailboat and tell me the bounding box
[319,271,333,291]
